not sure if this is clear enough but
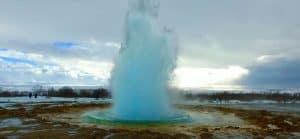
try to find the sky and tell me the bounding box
[0,0,300,89]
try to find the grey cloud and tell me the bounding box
[1,0,300,67]
[1,0,300,87]
[0,0,128,42]
[239,57,300,89]
[159,0,300,68]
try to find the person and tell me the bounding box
[34,93,38,98]
[29,93,32,98]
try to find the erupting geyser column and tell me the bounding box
[111,0,178,121]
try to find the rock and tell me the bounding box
[292,132,300,136]
[267,124,279,130]
[214,127,221,130]
[284,120,293,126]
[226,126,240,129]
[200,128,209,132]
[200,132,213,139]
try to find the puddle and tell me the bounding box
[68,129,78,136]
[17,129,34,134]
[53,124,62,127]
[186,110,244,126]
[6,135,20,139]
[23,118,36,123]
[0,130,14,134]
[0,118,22,128]
[19,123,40,129]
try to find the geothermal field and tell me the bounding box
[1,0,300,139]
[0,94,299,138]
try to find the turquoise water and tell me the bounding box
[82,109,191,126]
[111,0,178,121]
[82,108,244,126]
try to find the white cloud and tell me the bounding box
[256,55,273,62]
[0,47,114,85]
[0,49,44,62]
[104,42,121,48]
[173,66,248,89]
[0,59,108,85]
[49,58,113,80]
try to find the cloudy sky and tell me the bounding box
[0,0,300,89]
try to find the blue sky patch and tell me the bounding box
[0,56,37,66]
[0,48,8,51]
[53,41,78,48]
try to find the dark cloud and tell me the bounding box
[240,58,300,89]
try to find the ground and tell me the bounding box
[0,99,299,139]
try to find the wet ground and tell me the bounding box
[0,100,299,139]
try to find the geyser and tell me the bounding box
[83,0,190,124]
[111,0,179,121]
